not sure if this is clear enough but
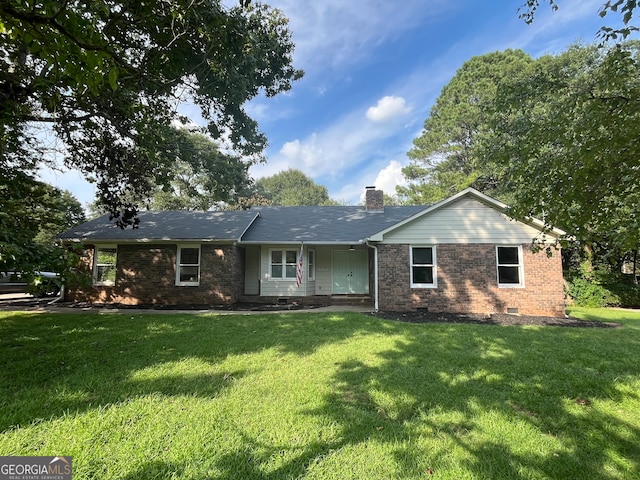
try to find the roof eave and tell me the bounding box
[238,240,366,246]
[60,237,238,244]
[237,211,261,242]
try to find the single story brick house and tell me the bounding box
[58,187,566,316]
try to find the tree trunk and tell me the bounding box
[633,245,638,285]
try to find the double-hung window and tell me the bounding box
[176,245,200,286]
[270,249,298,280]
[411,246,436,288]
[93,245,117,286]
[496,246,524,287]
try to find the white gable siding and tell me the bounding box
[259,245,302,296]
[381,197,545,244]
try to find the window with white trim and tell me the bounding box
[270,249,298,280]
[176,245,200,286]
[93,245,117,286]
[411,246,437,288]
[496,246,524,287]
[307,249,315,280]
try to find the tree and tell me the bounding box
[34,188,86,244]
[219,193,272,211]
[403,42,640,273]
[0,177,86,291]
[1,175,85,247]
[148,130,253,211]
[398,50,533,205]
[0,0,302,226]
[519,0,639,40]
[255,169,338,206]
[487,42,640,269]
[84,129,261,213]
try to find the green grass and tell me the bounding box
[1,308,639,479]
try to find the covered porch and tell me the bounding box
[241,244,375,308]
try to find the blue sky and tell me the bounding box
[41,0,631,208]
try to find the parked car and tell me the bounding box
[0,271,61,296]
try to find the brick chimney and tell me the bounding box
[365,186,384,212]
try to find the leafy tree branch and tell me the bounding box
[1,0,303,227]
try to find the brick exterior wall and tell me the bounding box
[65,244,245,306]
[377,243,565,317]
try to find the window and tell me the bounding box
[270,249,298,280]
[497,246,524,287]
[411,246,436,288]
[94,245,117,286]
[308,249,315,280]
[176,245,200,286]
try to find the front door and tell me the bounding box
[243,246,260,295]
[332,250,369,294]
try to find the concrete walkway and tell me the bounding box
[0,293,374,315]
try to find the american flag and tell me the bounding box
[295,244,304,287]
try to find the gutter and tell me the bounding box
[237,240,366,246]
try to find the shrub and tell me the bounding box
[607,282,640,307]
[566,277,620,308]
[566,274,640,308]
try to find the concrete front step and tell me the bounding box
[239,294,373,308]
[330,295,373,306]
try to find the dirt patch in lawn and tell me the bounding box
[369,311,621,328]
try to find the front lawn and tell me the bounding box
[1,308,639,479]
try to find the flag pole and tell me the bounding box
[296,242,304,293]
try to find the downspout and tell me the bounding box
[47,284,65,305]
[366,241,379,311]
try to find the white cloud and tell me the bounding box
[333,160,409,205]
[251,101,416,205]
[268,0,449,73]
[372,160,408,195]
[279,133,326,169]
[259,106,412,181]
[252,0,619,206]
[366,96,412,123]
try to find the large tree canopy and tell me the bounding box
[402,42,640,270]
[399,49,533,205]
[0,0,302,225]
[488,42,640,265]
[255,169,338,206]
[1,175,85,246]
[0,173,86,282]
[148,130,253,211]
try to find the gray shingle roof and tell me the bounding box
[58,206,427,243]
[57,210,259,242]
[240,206,426,244]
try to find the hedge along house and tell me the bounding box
[58,187,566,316]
